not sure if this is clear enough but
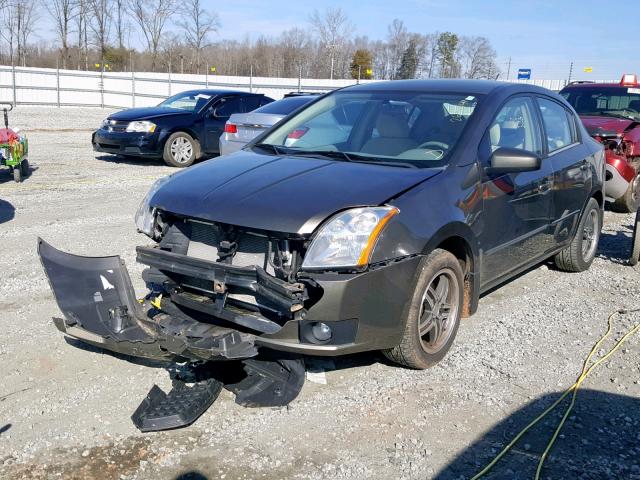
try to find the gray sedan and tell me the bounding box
[219,94,318,155]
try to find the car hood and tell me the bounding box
[108,107,192,122]
[151,152,443,235]
[580,116,638,136]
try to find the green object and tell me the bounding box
[0,103,29,182]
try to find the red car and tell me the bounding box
[561,75,640,212]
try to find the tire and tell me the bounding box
[383,249,464,370]
[630,208,640,266]
[19,158,29,178]
[611,172,640,213]
[554,198,601,272]
[13,164,22,182]
[163,132,198,168]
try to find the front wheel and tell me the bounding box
[163,132,198,168]
[383,249,464,370]
[554,197,601,272]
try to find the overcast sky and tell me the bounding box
[37,0,639,80]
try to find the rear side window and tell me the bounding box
[486,97,542,156]
[537,98,574,152]
[214,97,243,117]
[243,96,266,112]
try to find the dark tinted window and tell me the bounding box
[253,96,316,115]
[243,96,266,112]
[214,97,243,117]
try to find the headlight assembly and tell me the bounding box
[135,175,172,237]
[126,120,156,133]
[302,206,399,269]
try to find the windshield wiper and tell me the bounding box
[252,143,283,155]
[285,149,354,162]
[597,112,636,121]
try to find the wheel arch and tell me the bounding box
[163,128,202,159]
[420,222,480,318]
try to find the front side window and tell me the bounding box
[257,90,481,168]
[538,98,573,153]
[158,92,212,112]
[485,97,542,157]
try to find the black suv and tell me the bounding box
[92,90,274,167]
[41,80,604,420]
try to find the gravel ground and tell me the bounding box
[0,107,639,480]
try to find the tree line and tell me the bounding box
[0,2,501,80]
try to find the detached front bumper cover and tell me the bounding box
[38,238,258,361]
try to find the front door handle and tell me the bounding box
[537,181,552,193]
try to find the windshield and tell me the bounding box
[158,92,213,112]
[561,86,640,121]
[256,90,480,168]
[253,96,316,115]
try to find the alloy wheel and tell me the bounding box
[418,268,460,354]
[170,136,193,164]
[581,208,599,260]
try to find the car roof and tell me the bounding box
[342,79,552,96]
[562,83,626,89]
[178,89,262,97]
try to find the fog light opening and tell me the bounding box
[311,322,332,342]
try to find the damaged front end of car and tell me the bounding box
[38,212,316,431]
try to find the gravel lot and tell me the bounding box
[0,107,639,480]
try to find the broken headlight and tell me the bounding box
[135,175,172,238]
[301,206,399,269]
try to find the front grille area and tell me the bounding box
[105,120,129,133]
[187,221,274,274]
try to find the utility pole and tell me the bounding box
[506,57,512,81]
[567,61,574,85]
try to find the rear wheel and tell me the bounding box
[163,132,198,168]
[19,158,29,177]
[13,164,22,182]
[383,249,464,369]
[554,198,601,272]
[611,171,640,213]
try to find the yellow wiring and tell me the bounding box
[150,294,163,309]
[471,308,640,480]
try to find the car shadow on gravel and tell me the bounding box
[597,227,634,265]
[0,198,15,223]
[95,154,166,167]
[434,389,640,479]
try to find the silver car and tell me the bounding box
[219,94,318,155]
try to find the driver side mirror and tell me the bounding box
[485,147,541,175]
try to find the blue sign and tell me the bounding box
[518,69,532,80]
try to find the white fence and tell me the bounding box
[0,65,613,109]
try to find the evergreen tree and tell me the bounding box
[396,38,418,79]
[350,49,373,79]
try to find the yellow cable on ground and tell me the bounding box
[471,308,640,480]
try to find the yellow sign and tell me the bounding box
[583,67,593,73]
[365,68,373,75]
[210,66,216,73]
[94,63,100,68]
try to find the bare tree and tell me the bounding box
[47,0,77,69]
[129,0,177,71]
[75,0,90,69]
[309,7,352,79]
[114,0,126,49]
[386,19,408,79]
[87,0,111,62]
[279,27,310,77]
[178,0,219,74]
[459,36,499,79]
[1,0,38,66]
